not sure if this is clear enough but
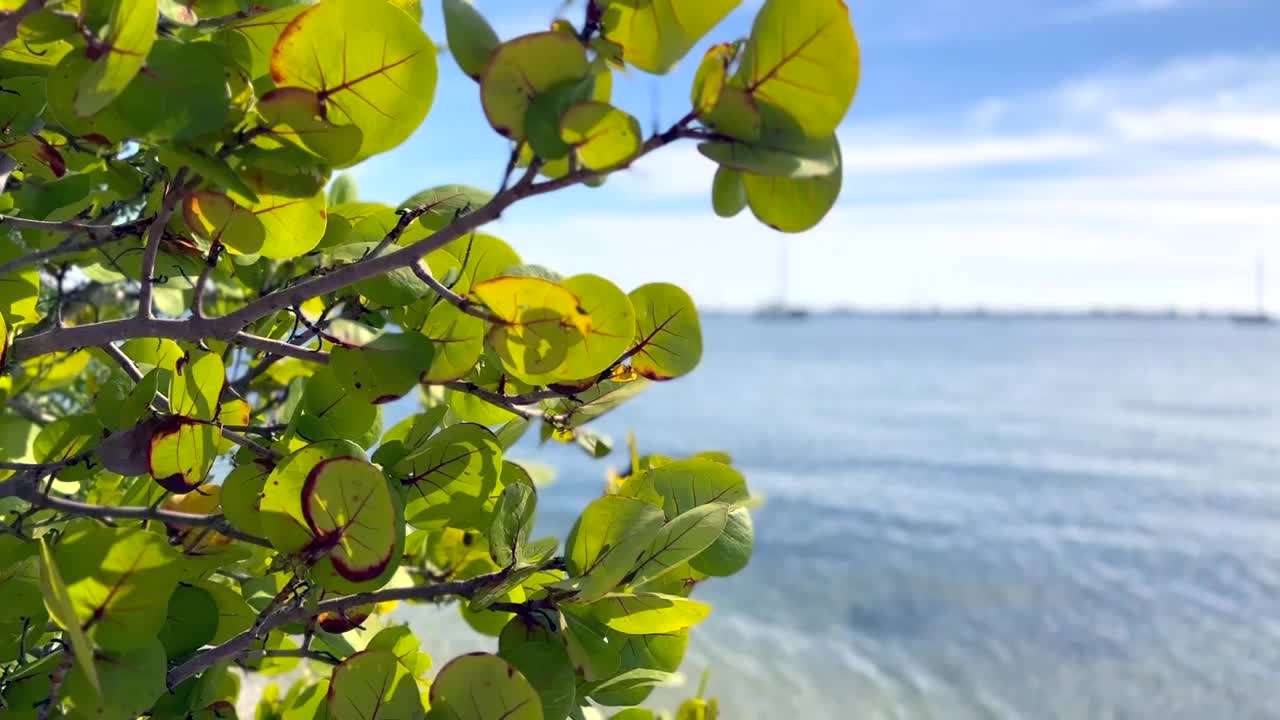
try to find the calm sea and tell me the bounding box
[397,315,1280,719]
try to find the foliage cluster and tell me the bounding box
[0,0,859,717]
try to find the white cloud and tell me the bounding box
[504,53,1280,310]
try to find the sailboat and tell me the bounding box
[754,237,808,320]
[1230,258,1274,326]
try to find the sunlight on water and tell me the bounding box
[392,315,1280,719]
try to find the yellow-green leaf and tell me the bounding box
[270,0,438,163]
[480,31,588,141]
[559,101,643,171]
[75,0,159,117]
[599,0,741,74]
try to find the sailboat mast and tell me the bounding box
[1257,258,1266,315]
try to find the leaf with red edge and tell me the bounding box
[302,456,398,584]
[269,0,438,164]
[148,416,219,493]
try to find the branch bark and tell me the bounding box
[10,114,699,362]
[137,168,189,320]
[167,569,510,687]
[5,473,272,547]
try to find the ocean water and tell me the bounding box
[396,315,1280,719]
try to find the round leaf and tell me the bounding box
[271,0,438,163]
[260,439,367,553]
[743,136,842,232]
[157,583,220,659]
[559,101,643,171]
[599,0,740,74]
[711,165,746,218]
[443,0,500,80]
[429,652,543,720]
[302,456,399,584]
[480,31,588,141]
[330,332,435,404]
[689,505,753,576]
[627,282,703,380]
[327,649,424,720]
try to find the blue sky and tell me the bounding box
[353,0,1280,311]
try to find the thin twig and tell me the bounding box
[0,216,154,276]
[233,332,330,364]
[137,168,189,320]
[192,240,222,319]
[100,342,145,383]
[167,569,517,688]
[410,263,501,322]
[237,649,340,665]
[220,428,281,461]
[5,475,271,547]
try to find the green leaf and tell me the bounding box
[649,458,749,519]
[33,413,100,464]
[258,87,364,166]
[630,503,728,586]
[0,76,46,139]
[112,38,231,141]
[429,652,543,720]
[219,462,271,537]
[742,136,842,232]
[698,134,840,179]
[170,348,225,421]
[75,0,159,117]
[710,165,746,217]
[591,630,687,706]
[39,537,100,696]
[260,439,367,553]
[371,405,447,469]
[64,638,168,720]
[728,0,860,141]
[330,332,434,404]
[499,620,576,720]
[560,605,620,681]
[366,625,432,679]
[295,366,378,447]
[148,417,220,493]
[400,184,494,231]
[525,76,595,161]
[0,243,39,327]
[270,0,439,163]
[559,101,643,171]
[302,455,399,585]
[328,649,425,720]
[328,173,359,206]
[563,495,664,602]
[53,523,182,651]
[250,188,329,259]
[195,579,257,645]
[627,282,702,380]
[418,302,485,382]
[215,5,309,80]
[585,593,711,634]
[599,0,741,74]
[481,31,589,141]
[156,583,219,659]
[0,538,41,621]
[443,0,500,81]
[691,43,735,116]
[397,422,502,530]
[489,482,535,567]
[442,232,521,287]
[476,274,635,385]
[184,190,266,256]
[690,505,753,576]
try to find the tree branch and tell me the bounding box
[233,332,330,364]
[10,113,699,362]
[167,570,510,687]
[0,216,155,276]
[137,168,189,320]
[5,474,272,548]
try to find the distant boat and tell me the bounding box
[754,237,808,320]
[1230,259,1275,326]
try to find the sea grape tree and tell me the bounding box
[0,0,859,717]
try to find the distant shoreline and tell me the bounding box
[701,307,1275,323]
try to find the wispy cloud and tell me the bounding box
[508,53,1280,310]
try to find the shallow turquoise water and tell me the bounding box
[398,315,1280,719]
